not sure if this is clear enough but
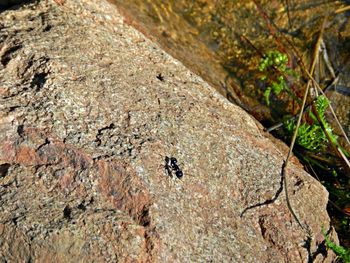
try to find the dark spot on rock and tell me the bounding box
[12,216,19,226]
[63,205,72,219]
[94,123,115,146]
[77,203,86,211]
[31,72,48,91]
[0,163,11,178]
[294,177,303,187]
[43,24,52,32]
[156,73,164,81]
[9,105,20,112]
[139,206,150,227]
[258,217,267,237]
[37,138,50,151]
[17,124,24,137]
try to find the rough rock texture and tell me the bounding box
[0,0,338,262]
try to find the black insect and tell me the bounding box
[164,156,173,177]
[165,156,183,179]
[156,73,164,81]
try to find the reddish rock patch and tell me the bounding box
[0,125,158,261]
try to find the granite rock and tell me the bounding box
[0,0,338,262]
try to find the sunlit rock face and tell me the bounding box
[0,0,338,262]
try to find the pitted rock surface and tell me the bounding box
[0,0,338,262]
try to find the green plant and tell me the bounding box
[258,50,298,105]
[259,50,288,72]
[283,95,338,152]
[323,230,350,263]
[313,95,338,145]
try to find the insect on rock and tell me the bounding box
[165,156,183,179]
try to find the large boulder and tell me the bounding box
[0,0,338,262]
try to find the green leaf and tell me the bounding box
[264,87,272,106]
[323,230,350,263]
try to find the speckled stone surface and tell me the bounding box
[0,0,337,262]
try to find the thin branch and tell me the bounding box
[284,0,293,31]
[282,80,312,231]
[334,5,350,14]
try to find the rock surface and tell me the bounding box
[0,0,338,262]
